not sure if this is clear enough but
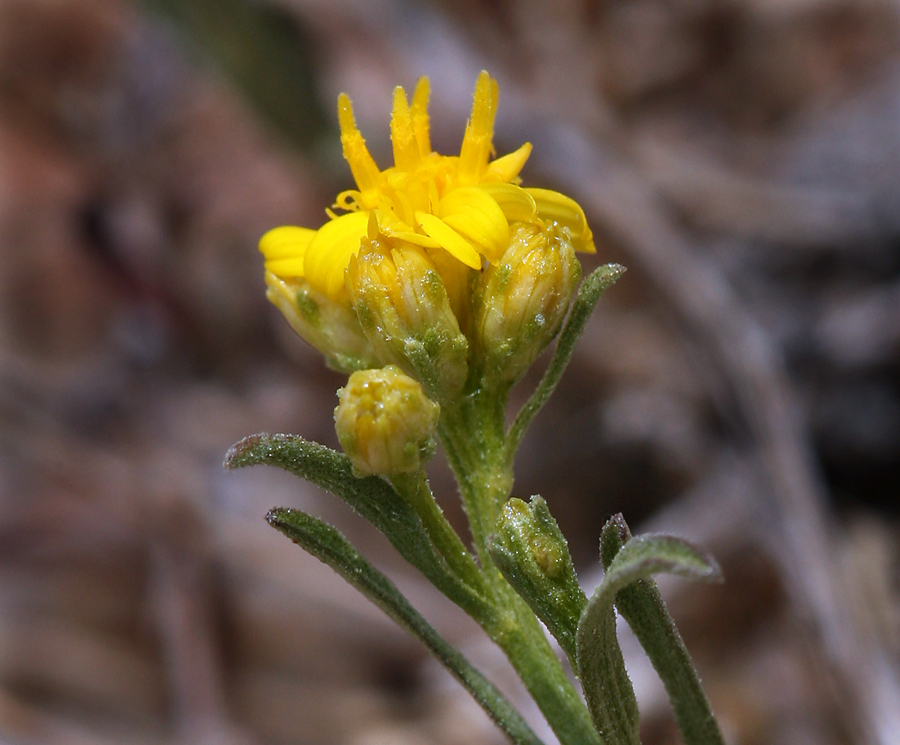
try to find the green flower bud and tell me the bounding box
[487,496,586,663]
[346,238,468,403]
[265,270,379,373]
[474,223,581,384]
[334,365,440,478]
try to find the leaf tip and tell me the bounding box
[700,551,725,584]
[224,433,269,470]
[599,513,632,569]
[658,534,724,584]
[606,262,627,279]
[609,513,631,543]
[265,507,288,527]
[588,262,626,289]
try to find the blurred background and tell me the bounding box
[1,0,899,743]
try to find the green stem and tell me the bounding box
[484,579,603,745]
[439,388,511,560]
[390,471,487,595]
[440,390,602,745]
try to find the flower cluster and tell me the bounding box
[260,71,595,473]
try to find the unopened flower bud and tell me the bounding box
[265,271,380,373]
[474,223,581,384]
[346,239,468,403]
[334,365,440,477]
[488,496,585,661]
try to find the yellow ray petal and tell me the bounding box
[478,182,537,223]
[263,257,305,277]
[304,211,371,298]
[383,228,441,249]
[259,226,316,278]
[527,187,596,253]
[486,142,532,183]
[366,210,380,241]
[425,245,473,324]
[459,71,499,182]
[259,226,316,260]
[390,86,419,171]
[410,77,432,156]
[338,93,382,195]
[415,211,482,269]
[438,186,509,264]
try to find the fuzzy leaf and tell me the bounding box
[598,515,726,745]
[506,263,624,458]
[267,507,545,745]
[225,433,489,618]
[577,521,721,745]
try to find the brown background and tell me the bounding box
[1,0,899,743]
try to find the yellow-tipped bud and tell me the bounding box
[334,365,440,477]
[474,223,581,384]
[346,238,468,403]
[264,271,379,373]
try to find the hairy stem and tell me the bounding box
[440,390,602,745]
[390,471,487,595]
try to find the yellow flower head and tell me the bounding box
[260,71,595,304]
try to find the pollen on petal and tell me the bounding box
[527,188,596,254]
[438,186,509,264]
[338,93,382,195]
[304,211,371,298]
[410,77,432,157]
[415,211,482,269]
[390,86,419,171]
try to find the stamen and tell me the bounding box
[390,87,419,171]
[410,78,432,156]
[334,190,362,211]
[338,93,382,194]
[459,71,498,182]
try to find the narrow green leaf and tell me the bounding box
[577,521,721,745]
[487,497,587,667]
[267,508,545,745]
[602,535,722,590]
[575,580,641,745]
[506,263,625,459]
[225,434,490,619]
[599,515,725,745]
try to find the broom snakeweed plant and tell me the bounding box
[226,71,725,745]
